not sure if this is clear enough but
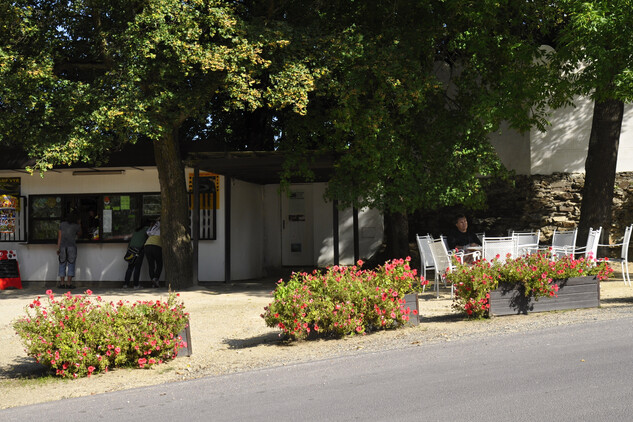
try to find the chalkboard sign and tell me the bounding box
[0,250,22,290]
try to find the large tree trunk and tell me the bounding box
[153,126,193,290]
[384,211,409,259]
[578,98,624,246]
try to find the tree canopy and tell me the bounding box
[550,0,633,243]
[3,0,632,266]
[0,0,321,286]
[253,0,563,255]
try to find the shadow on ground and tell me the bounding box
[0,280,279,300]
[420,313,466,323]
[223,332,286,349]
[600,296,633,305]
[0,357,49,380]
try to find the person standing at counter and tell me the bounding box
[57,212,81,289]
[144,217,162,288]
[123,222,149,289]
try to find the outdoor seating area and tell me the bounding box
[416,223,633,298]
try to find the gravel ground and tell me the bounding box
[1,271,633,410]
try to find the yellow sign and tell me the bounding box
[0,178,20,211]
[188,172,220,210]
[120,195,130,210]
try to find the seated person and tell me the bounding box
[447,214,481,251]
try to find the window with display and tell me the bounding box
[28,193,162,243]
[30,196,64,241]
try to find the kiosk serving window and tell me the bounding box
[28,193,161,243]
[29,196,63,241]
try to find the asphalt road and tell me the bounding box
[3,317,633,422]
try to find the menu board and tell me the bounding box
[0,250,21,290]
[101,195,139,241]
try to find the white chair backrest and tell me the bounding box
[510,230,540,256]
[482,236,517,263]
[621,224,633,261]
[416,234,435,268]
[428,238,452,277]
[440,235,450,253]
[552,228,578,256]
[583,227,602,259]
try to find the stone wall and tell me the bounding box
[411,172,633,244]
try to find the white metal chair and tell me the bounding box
[416,234,437,294]
[573,227,602,261]
[440,234,481,261]
[510,230,540,256]
[432,235,480,297]
[598,224,633,286]
[550,228,578,259]
[427,237,456,298]
[482,236,517,263]
[427,237,478,298]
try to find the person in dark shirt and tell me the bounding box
[447,214,481,250]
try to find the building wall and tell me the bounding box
[196,176,226,282]
[618,103,633,172]
[262,184,282,272]
[262,182,384,271]
[228,179,264,280]
[488,121,531,175]
[492,99,633,175]
[529,98,594,175]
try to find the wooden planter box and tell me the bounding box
[489,276,600,316]
[176,320,192,357]
[404,293,420,325]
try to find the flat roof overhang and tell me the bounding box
[185,151,338,185]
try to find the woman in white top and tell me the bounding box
[144,217,162,288]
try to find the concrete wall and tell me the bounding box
[488,121,531,175]
[196,177,226,282]
[529,98,594,175]
[228,179,264,280]
[262,184,282,272]
[492,99,633,176]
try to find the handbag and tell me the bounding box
[124,246,141,264]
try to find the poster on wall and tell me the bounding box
[0,195,16,234]
[0,178,20,221]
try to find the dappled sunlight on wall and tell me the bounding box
[616,104,633,172]
[531,97,593,174]
[488,121,531,175]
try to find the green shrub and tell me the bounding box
[449,252,613,318]
[262,258,424,339]
[13,290,189,379]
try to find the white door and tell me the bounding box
[281,186,314,266]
